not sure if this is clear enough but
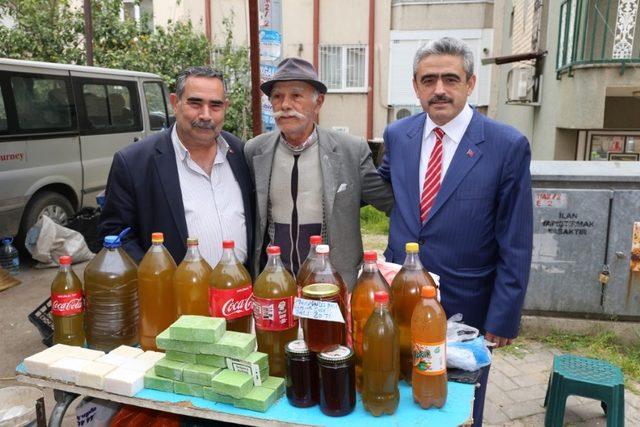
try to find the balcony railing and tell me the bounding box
[557,0,640,73]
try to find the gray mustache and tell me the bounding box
[191,120,217,130]
[273,110,305,119]
[428,95,453,104]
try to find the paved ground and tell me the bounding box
[1,261,639,426]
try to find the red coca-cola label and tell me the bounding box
[51,292,84,316]
[252,295,297,331]
[209,284,253,319]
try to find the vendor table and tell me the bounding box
[16,363,474,426]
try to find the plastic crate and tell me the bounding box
[28,298,53,347]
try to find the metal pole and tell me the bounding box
[248,0,262,137]
[84,0,93,66]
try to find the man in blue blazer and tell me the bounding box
[379,38,533,425]
[99,67,254,269]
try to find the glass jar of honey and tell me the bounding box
[301,283,345,353]
[284,339,319,407]
[317,345,356,417]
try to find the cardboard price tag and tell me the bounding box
[293,297,345,323]
[226,358,263,386]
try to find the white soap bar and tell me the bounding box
[109,345,144,359]
[104,368,144,397]
[24,351,66,377]
[136,351,165,365]
[120,358,155,373]
[49,357,91,383]
[68,347,105,360]
[96,353,135,367]
[76,361,116,389]
[46,344,76,355]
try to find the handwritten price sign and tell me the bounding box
[293,297,345,323]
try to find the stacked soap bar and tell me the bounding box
[150,315,284,412]
[23,344,164,397]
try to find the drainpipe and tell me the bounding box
[313,0,319,69]
[204,0,212,45]
[366,0,375,140]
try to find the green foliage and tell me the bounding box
[360,205,390,235]
[0,0,251,138]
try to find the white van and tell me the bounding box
[0,58,174,245]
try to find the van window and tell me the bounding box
[79,80,140,132]
[143,82,169,130]
[11,75,73,131]
[0,90,7,131]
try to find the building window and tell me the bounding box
[319,45,368,92]
[589,134,640,161]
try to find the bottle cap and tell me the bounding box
[2,237,13,245]
[363,250,377,261]
[285,339,311,356]
[103,235,121,248]
[302,283,340,298]
[223,240,235,249]
[374,290,389,304]
[317,346,354,364]
[406,242,419,252]
[309,235,322,245]
[316,244,329,254]
[421,285,437,298]
[186,237,199,246]
[267,246,280,255]
[59,255,72,265]
[151,232,164,243]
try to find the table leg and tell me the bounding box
[48,389,79,427]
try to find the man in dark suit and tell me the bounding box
[379,37,533,425]
[99,67,253,269]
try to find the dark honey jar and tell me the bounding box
[301,283,345,353]
[317,345,356,416]
[284,339,319,407]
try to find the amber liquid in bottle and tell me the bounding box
[390,242,437,383]
[174,238,212,317]
[351,250,390,391]
[253,246,298,377]
[296,235,322,293]
[51,256,85,346]
[138,233,177,351]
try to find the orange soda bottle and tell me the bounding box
[253,246,298,377]
[411,285,447,409]
[391,242,438,383]
[209,240,253,333]
[138,232,177,350]
[362,291,399,416]
[173,238,212,316]
[351,250,390,391]
[51,255,85,346]
[296,235,322,292]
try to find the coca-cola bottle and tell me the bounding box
[253,246,298,377]
[209,240,253,333]
[51,255,85,346]
[296,235,322,292]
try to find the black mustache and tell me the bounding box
[428,95,453,104]
[191,120,217,130]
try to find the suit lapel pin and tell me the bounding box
[466,149,475,158]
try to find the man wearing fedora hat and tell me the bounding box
[244,57,393,288]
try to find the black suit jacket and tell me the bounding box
[99,126,255,270]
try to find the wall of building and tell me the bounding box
[210,0,249,46]
[153,0,204,33]
[391,3,493,30]
[604,97,640,129]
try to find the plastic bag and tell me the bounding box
[25,215,94,268]
[446,313,479,342]
[446,314,491,371]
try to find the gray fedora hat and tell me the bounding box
[260,57,327,97]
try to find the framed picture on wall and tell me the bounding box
[608,152,639,161]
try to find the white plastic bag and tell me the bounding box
[75,397,120,427]
[446,314,492,371]
[25,215,94,268]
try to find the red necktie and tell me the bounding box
[420,127,444,223]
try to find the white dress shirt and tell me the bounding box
[419,104,474,189]
[171,126,247,267]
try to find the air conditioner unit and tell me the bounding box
[391,105,422,122]
[507,65,536,103]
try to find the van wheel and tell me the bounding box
[16,191,75,248]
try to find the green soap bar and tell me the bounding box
[156,329,201,353]
[196,353,227,368]
[183,364,221,386]
[166,350,197,364]
[143,369,174,392]
[169,315,226,342]
[154,358,187,381]
[234,386,277,413]
[174,380,204,397]
[260,367,269,381]
[203,387,235,405]
[200,331,256,359]
[243,352,268,371]
[260,376,285,396]
[211,369,254,399]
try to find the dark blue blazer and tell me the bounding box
[379,110,533,338]
[99,126,254,269]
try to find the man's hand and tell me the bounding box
[485,332,513,348]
